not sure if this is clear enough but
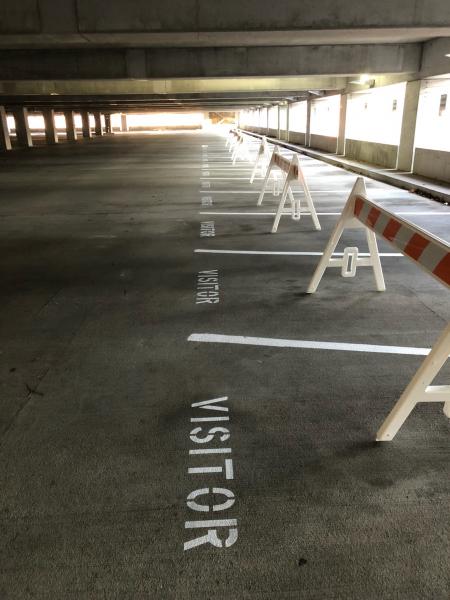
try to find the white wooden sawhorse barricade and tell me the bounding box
[226,129,238,150]
[227,130,253,165]
[250,135,271,183]
[307,177,450,441]
[257,147,321,233]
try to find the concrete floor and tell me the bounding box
[0,132,449,599]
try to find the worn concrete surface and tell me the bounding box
[0,132,449,599]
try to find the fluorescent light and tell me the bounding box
[350,74,373,85]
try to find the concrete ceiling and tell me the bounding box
[1,1,450,111]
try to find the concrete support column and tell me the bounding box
[397,80,421,172]
[93,111,103,136]
[337,94,348,155]
[42,109,58,145]
[13,107,33,148]
[0,106,12,151]
[286,104,290,142]
[120,113,128,132]
[306,100,312,147]
[266,108,269,136]
[277,105,281,139]
[81,111,92,138]
[104,114,112,134]
[64,110,77,141]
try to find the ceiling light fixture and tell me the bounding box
[350,74,374,85]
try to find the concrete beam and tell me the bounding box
[0,106,12,151]
[93,111,103,135]
[42,108,58,144]
[64,110,77,141]
[0,76,358,98]
[12,106,32,148]
[420,37,450,77]
[0,45,421,79]
[81,110,91,138]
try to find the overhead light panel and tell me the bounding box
[350,74,375,86]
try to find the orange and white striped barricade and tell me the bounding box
[307,176,450,440]
[226,129,238,150]
[250,136,271,184]
[307,178,385,292]
[257,148,321,233]
[227,130,239,153]
[231,132,253,165]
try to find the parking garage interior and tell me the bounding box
[0,2,449,599]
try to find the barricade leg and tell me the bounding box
[306,205,354,293]
[377,324,450,441]
[288,187,300,221]
[250,151,262,183]
[307,178,382,293]
[257,166,273,206]
[365,229,386,292]
[271,178,291,233]
[297,167,321,231]
[232,140,242,164]
[273,173,281,196]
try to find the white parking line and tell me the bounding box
[199,211,450,217]
[187,333,430,356]
[206,190,349,194]
[194,249,403,257]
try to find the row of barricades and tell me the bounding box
[225,128,449,441]
[227,128,322,233]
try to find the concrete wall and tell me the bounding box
[413,148,450,183]
[345,139,398,168]
[309,134,337,153]
[289,131,307,145]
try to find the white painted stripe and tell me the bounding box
[189,448,232,455]
[190,416,230,422]
[206,190,349,194]
[194,249,403,257]
[187,333,430,356]
[199,211,450,217]
[200,211,281,216]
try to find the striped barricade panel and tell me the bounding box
[354,195,450,288]
[273,152,291,174]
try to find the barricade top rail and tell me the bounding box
[353,192,450,288]
[273,151,291,174]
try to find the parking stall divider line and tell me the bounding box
[199,211,450,217]
[187,333,431,356]
[194,249,403,257]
